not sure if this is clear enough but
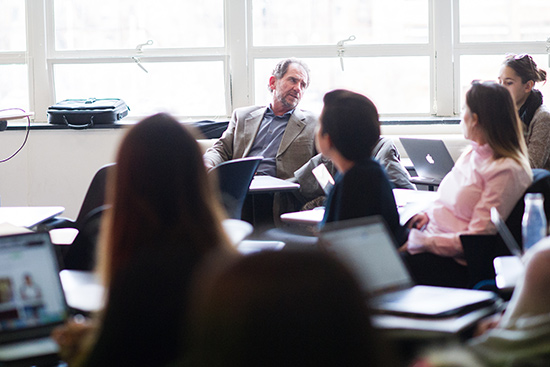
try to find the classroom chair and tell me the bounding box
[209,157,262,220]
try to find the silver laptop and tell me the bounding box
[319,216,497,318]
[0,232,68,362]
[399,138,454,185]
[490,207,523,258]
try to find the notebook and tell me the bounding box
[0,232,68,362]
[399,138,454,185]
[318,216,497,318]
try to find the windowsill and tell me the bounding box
[4,116,461,131]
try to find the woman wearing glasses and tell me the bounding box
[499,54,550,170]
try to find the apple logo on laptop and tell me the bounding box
[425,154,435,164]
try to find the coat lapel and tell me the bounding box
[277,109,306,157]
[240,108,266,157]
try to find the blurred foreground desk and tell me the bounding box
[59,219,254,314]
[373,304,500,340]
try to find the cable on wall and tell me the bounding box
[0,108,31,163]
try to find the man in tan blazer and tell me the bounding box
[204,58,318,223]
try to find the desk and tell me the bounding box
[222,218,253,245]
[494,256,524,290]
[249,175,300,193]
[0,206,64,229]
[410,177,440,192]
[280,189,438,226]
[59,270,104,313]
[246,176,300,226]
[372,304,499,340]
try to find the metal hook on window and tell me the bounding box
[337,35,356,71]
[136,40,153,54]
[132,56,149,73]
[133,40,153,73]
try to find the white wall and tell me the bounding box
[0,128,126,220]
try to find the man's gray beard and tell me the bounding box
[276,92,298,110]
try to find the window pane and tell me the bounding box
[54,0,224,50]
[460,54,550,108]
[460,0,550,43]
[0,65,29,111]
[255,57,430,116]
[54,61,226,117]
[0,0,26,51]
[252,0,428,46]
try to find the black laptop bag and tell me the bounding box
[48,98,129,129]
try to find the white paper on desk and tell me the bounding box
[312,164,335,194]
[0,222,32,236]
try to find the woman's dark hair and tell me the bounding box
[466,81,528,165]
[502,54,547,84]
[184,250,397,367]
[98,113,229,287]
[320,89,380,161]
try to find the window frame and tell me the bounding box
[3,0,549,122]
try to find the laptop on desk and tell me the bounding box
[318,216,498,318]
[399,138,454,185]
[0,232,68,362]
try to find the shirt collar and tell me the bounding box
[471,141,493,158]
[266,105,294,118]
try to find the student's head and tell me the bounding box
[98,113,229,286]
[268,58,310,113]
[317,89,380,162]
[185,250,394,367]
[464,81,528,164]
[499,54,547,108]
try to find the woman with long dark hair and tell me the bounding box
[402,81,532,288]
[499,54,550,170]
[53,113,232,367]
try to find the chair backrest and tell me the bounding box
[209,157,262,219]
[505,168,550,248]
[75,163,115,227]
[461,168,550,292]
[63,205,109,271]
[460,234,510,291]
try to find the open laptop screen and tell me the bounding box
[0,232,67,343]
[319,216,413,296]
[399,138,454,181]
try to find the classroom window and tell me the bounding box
[252,0,429,46]
[0,0,26,52]
[0,1,27,111]
[0,65,29,112]
[53,0,224,50]
[54,61,226,117]
[255,57,430,116]
[1,0,549,122]
[459,0,550,43]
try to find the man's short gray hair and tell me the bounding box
[268,58,310,92]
